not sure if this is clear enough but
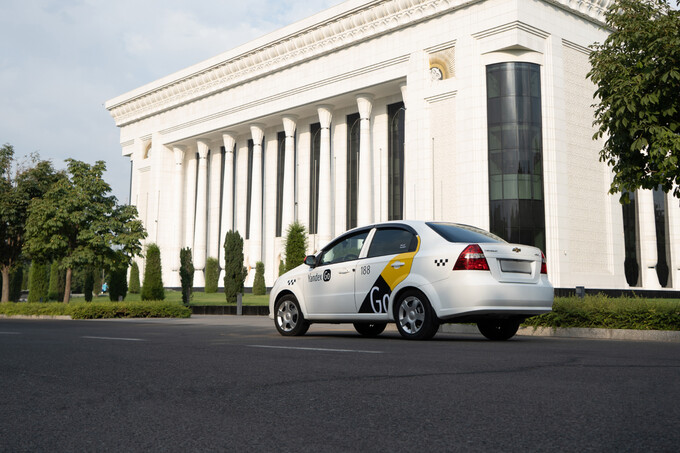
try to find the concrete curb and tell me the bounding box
[0,314,72,320]
[439,324,680,342]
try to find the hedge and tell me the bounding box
[0,301,191,319]
[523,295,680,331]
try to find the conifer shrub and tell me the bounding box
[223,230,246,304]
[109,266,128,301]
[141,243,165,301]
[128,262,141,294]
[84,269,94,302]
[253,261,266,295]
[93,268,102,295]
[205,257,220,293]
[179,248,194,305]
[47,261,61,301]
[284,221,308,273]
[27,262,49,302]
[9,266,23,302]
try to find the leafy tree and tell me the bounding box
[24,159,146,302]
[588,0,680,201]
[179,248,194,305]
[205,257,220,293]
[108,265,128,301]
[253,261,266,295]
[84,268,94,302]
[223,230,246,304]
[128,261,141,294]
[283,221,308,273]
[27,261,49,302]
[0,144,61,302]
[141,243,164,300]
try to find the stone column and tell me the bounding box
[208,144,222,261]
[637,190,661,289]
[220,133,236,272]
[184,151,198,249]
[281,116,297,234]
[317,105,333,246]
[171,146,185,280]
[356,93,374,226]
[249,124,265,267]
[194,139,210,287]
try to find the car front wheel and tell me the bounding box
[477,319,520,341]
[353,322,387,337]
[275,295,310,336]
[394,290,439,340]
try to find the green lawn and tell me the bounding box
[71,290,270,306]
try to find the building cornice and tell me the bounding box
[105,0,613,127]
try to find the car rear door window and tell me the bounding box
[367,228,417,258]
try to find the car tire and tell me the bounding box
[393,289,439,340]
[477,319,520,341]
[353,322,387,337]
[274,295,310,336]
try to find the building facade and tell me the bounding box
[106,0,679,291]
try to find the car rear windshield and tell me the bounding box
[426,222,505,243]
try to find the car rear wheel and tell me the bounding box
[394,290,439,340]
[477,319,520,341]
[275,295,309,336]
[353,322,387,337]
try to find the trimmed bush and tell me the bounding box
[253,261,266,295]
[9,266,23,302]
[205,257,220,293]
[84,269,94,302]
[223,230,246,304]
[128,262,141,294]
[141,243,165,301]
[109,266,128,301]
[284,221,308,273]
[93,268,102,295]
[279,259,285,277]
[27,261,49,302]
[0,301,191,319]
[47,261,61,301]
[179,248,194,305]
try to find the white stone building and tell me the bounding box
[106,0,679,291]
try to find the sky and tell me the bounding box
[0,0,344,203]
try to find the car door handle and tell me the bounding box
[391,261,405,269]
[338,269,350,274]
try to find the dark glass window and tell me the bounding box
[309,123,321,234]
[367,228,417,258]
[487,62,546,253]
[653,187,671,287]
[427,222,505,244]
[622,191,640,287]
[276,132,285,237]
[388,102,405,221]
[318,230,369,266]
[346,113,361,230]
[246,139,253,239]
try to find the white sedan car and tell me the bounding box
[269,220,553,340]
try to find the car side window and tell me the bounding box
[319,231,369,266]
[367,228,417,258]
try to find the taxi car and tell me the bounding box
[269,220,553,340]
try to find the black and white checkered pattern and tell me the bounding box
[434,258,449,267]
[287,279,296,285]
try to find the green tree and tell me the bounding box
[141,243,164,300]
[27,261,49,302]
[84,268,94,302]
[93,268,102,296]
[223,230,246,304]
[252,261,266,295]
[24,159,146,302]
[588,0,680,201]
[283,221,308,273]
[47,261,63,301]
[179,247,194,305]
[128,261,141,294]
[205,257,220,293]
[108,265,128,301]
[9,265,22,302]
[0,144,61,302]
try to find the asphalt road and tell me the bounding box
[1,316,679,452]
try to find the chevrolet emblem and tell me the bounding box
[512,247,521,253]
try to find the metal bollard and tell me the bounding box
[237,293,242,316]
[575,286,585,299]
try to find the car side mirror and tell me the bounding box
[304,255,317,268]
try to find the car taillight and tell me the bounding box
[541,252,547,275]
[453,244,490,271]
